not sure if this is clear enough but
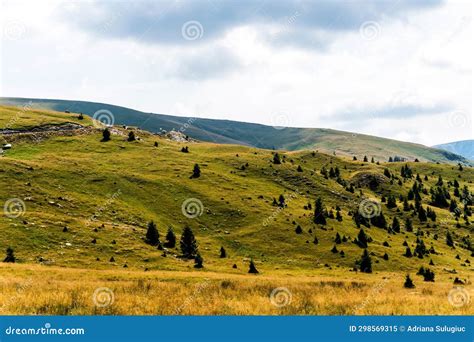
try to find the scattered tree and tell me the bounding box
[145,221,160,246]
[164,227,176,248]
[102,128,111,142]
[404,275,415,288]
[248,259,259,274]
[190,164,201,178]
[180,226,198,259]
[3,247,15,263]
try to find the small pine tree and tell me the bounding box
[102,128,111,142]
[363,156,368,162]
[423,268,435,282]
[404,274,415,288]
[3,247,15,263]
[220,246,227,258]
[164,227,176,248]
[248,259,259,274]
[446,231,454,247]
[331,245,339,253]
[391,217,400,233]
[383,253,389,260]
[191,164,201,178]
[404,247,413,258]
[295,225,303,234]
[313,197,327,225]
[356,229,369,248]
[358,249,372,273]
[194,253,204,268]
[145,221,160,246]
[335,232,342,244]
[405,218,413,232]
[273,153,281,164]
[296,165,303,172]
[180,226,198,259]
[336,209,343,222]
[127,131,136,141]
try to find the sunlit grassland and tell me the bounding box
[0,106,472,315]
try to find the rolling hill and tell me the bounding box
[0,97,469,165]
[0,105,472,315]
[434,140,474,161]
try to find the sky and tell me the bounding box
[0,0,472,146]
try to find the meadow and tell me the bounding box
[0,106,472,315]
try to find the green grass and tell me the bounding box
[0,106,472,280]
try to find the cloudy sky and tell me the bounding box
[0,0,472,146]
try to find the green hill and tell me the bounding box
[0,105,472,315]
[0,97,469,165]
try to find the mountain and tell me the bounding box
[0,105,473,315]
[433,140,474,161]
[0,97,470,165]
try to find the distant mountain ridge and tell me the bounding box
[433,140,474,161]
[0,96,470,165]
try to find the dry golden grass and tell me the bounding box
[0,264,471,315]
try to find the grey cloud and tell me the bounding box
[57,0,444,48]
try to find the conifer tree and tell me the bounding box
[145,221,160,246]
[219,246,227,258]
[194,253,204,268]
[404,274,415,288]
[313,197,327,225]
[273,153,281,164]
[3,247,15,263]
[102,128,111,142]
[164,227,176,248]
[180,226,198,259]
[391,217,400,233]
[358,249,372,273]
[191,164,201,178]
[446,231,454,247]
[248,259,259,274]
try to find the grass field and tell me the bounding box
[0,105,472,315]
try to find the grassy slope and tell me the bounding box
[0,105,472,314]
[0,97,468,164]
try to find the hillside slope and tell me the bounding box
[434,140,474,161]
[0,105,472,315]
[0,97,469,165]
